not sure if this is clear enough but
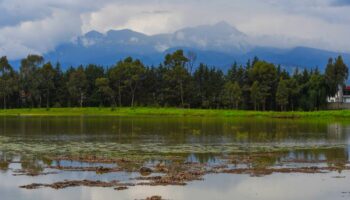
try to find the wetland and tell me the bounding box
[1,116,350,200]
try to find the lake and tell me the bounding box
[0,116,350,200]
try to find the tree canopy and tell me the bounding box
[0,51,347,111]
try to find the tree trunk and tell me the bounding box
[39,96,42,108]
[153,93,156,105]
[3,96,6,110]
[46,90,50,109]
[118,85,122,107]
[111,95,116,108]
[131,92,135,107]
[99,94,103,107]
[262,99,266,111]
[80,92,83,108]
[31,96,34,109]
[254,102,257,111]
[180,81,184,107]
[130,84,137,107]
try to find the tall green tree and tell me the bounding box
[85,64,105,106]
[193,64,224,108]
[95,77,114,106]
[325,56,349,97]
[109,57,145,107]
[123,58,145,107]
[286,78,300,111]
[67,67,88,107]
[138,66,164,106]
[51,62,66,107]
[164,50,189,70]
[250,81,261,111]
[308,73,327,110]
[276,79,289,111]
[19,55,44,107]
[39,62,55,108]
[109,65,124,107]
[164,50,191,107]
[0,57,18,109]
[249,61,277,110]
[222,82,242,109]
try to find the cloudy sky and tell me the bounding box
[1,0,350,59]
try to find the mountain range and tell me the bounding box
[41,21,350,71]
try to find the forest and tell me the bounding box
[0,50,348,111]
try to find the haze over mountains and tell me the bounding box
[42,21,349,71]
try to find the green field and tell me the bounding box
[0,107,350,118]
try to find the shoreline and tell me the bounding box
[0,107,350,118]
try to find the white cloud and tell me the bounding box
[240,12,350,51]
[0,9,82,59]
[80,2,183,35]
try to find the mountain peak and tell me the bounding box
[84,30,103,38]
[176,21,245,37]
[107,29,146,35]
[44,22,350,70]
[212,21,244,36]
[107,29,133,34]
[105,29,148,40]
[213,21,232,28]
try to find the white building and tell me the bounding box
[327,85,350,103]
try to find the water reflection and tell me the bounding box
[0,117,350,163]
[0,160,9,172]
[0,169,350,200]
[0,117,349,143]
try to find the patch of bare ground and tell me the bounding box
[53,155,133,164]
[12,169,59,176]
[137,196,164,200]
[281,159,328,163]
[48,166,122,174]
[20,180,134,190]
[18,153,350,190]
[136,172,202,186]
[115,186,128,190]
[220,166,350,177]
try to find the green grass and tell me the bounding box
[0,107,350,118]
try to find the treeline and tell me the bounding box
[0,50,348,111]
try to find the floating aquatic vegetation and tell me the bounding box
[17,152,350,191]
[141,196,164,200]
[20,180,134,190]
[0,135,346,159]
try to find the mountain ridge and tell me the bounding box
[12,21,350,71]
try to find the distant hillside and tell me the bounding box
[15,21,349,71]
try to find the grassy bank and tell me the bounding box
[0,107,350,118]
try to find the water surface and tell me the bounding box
[1,116,350,200]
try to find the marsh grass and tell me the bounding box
[0,107,350,118]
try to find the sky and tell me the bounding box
[1,0,350,59]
